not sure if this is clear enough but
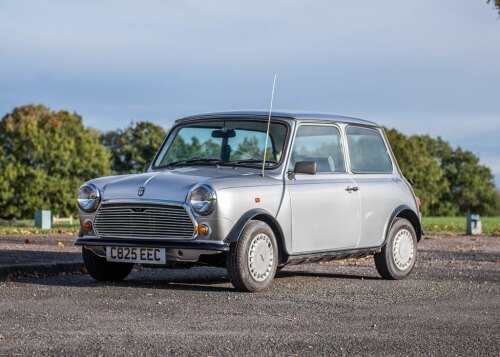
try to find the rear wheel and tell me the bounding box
[227,221,278,292]
[82,247,134,281]
[374,218,417,280]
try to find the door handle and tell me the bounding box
[345,186,359,192]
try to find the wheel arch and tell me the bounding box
[225,209,289,265]
[385,205,422,243]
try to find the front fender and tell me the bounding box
[224,208,289,261]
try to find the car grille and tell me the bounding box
[94,203,196,239]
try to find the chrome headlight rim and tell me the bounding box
[77,183,101,213]
[188,184,217,216]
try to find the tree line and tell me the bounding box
[0,104,498,219]
[489,0,500,15]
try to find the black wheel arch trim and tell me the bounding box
[385,205,423,243]
[224,208,289,263]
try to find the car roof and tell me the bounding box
[176,110,379,126]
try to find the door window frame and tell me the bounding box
[344,125,395,175]
[286,122,348,175]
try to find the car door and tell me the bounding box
[345,126,403,248]
[286,124,361,253]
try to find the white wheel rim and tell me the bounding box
[248,233,274,282]
[392,228,415,271]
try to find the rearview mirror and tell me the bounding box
[211,129,236,138]
[294,161,317,175]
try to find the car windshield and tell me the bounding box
[154,120,288,169]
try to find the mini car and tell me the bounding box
[76,111,422,292]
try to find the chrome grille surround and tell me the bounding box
[94,201,197,240]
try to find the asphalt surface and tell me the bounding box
[0,235,499,356]
[0,234,82,280]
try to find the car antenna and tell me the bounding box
[261,72,277,177]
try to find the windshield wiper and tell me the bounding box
[165,157,278,169]
[166,157,221,168]
[219,159,278,166]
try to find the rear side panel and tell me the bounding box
[344,125,420,248]
[351,174,416,247]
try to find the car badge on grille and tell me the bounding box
[138,186,145,196]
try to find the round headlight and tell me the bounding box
[189,185,216,215]
[77,183,101,213]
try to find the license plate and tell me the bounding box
[106,247,166,265]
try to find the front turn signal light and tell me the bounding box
[82,220,93,232]
[198,224,209,236]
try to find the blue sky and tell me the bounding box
[1,1,499,186]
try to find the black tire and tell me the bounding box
[227,220,278,292]
[82,247,134,282]
[374,218,417,280]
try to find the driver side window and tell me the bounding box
[289,125,346,173]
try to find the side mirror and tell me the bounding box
[294,161,317,175]
[143,162,151,172]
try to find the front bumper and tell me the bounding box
[75,237,230,252]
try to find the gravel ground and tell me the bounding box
[0,235,499,356]
[0,234,80,266]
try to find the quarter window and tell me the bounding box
[346,126,393,173]
[289,125,346,173]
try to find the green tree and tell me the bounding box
[386,128,498,216]
[0,146,15,212]
[495,191,500,216]
[488,0,500,15]
[101,121,167,174]
[421,135,498,215]
[385,129,450,215]
[0,105,111,219]
[440,148,497,215]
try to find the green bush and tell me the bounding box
[0,105,111,219]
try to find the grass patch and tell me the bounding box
[0,218,80,235]
[0,224,80,235]
[423,216,500,236]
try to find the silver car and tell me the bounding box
[76,111,423,292]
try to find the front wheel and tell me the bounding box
[374,218,417,280]
[82,247,134,281]
[227,220,278,292]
